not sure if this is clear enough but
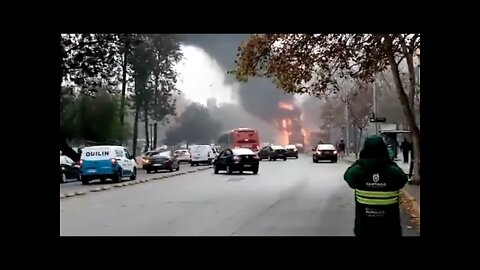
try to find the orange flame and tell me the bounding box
[279,130,289,145]
[278,101,294,111]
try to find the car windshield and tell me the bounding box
[232,148,254,155]
[318,144,336,150]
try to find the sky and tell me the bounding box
[174,45,239,106]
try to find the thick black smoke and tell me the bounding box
[179,34,299,123]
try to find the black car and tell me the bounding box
[213,148,260,174]
[312,144,338,163]
[144,151,180,173]
[60,155,81,183]
[258,145,287,161]
[284,145,299,159]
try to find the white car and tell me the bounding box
[190,145,215,166]
[79,145,137,184]
[174,149,191,163]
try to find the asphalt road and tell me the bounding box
[59,162,199,195]
[60,155,419,236]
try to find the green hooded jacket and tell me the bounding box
[344,135,408,237]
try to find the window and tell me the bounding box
[115,150,124,158]
[124,149,132,159]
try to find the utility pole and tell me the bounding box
[345,102,349,155]
[373,77,378,135]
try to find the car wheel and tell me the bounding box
[112,170,122,183]
[100,177,107,183]
[176,165,180,171]
[295,155,298,159]
[273,158,277,161]
[130,168,137,180]
[214,165,219,174]
[146,169,151,174]
[239,170,243,174]
[333,159,338,163]
[268,156,272,161]
[226,165,232,175]
[60,173,66,183]
[81,177,89,185]
[191,162,195,167]
[313,157,318,163]
[252,168,258,175]
[283,157,287,161]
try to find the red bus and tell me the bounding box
[217,128,261,152]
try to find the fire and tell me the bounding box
[278,101,294,111]
[279,130,289,145]
[301,128,311,146]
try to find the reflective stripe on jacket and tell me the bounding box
[355,189,400,205]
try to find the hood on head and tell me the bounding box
[357,135,393,169]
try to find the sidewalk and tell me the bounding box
[343,153,420,227]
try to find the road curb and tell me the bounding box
[61,167,207,200]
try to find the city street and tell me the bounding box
[60,163,197,195]
[60,154,419,236]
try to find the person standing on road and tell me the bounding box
[338,140,346,158]
[344,135,408,237]
[400,138,410,163]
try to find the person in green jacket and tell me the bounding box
[344,135,408,237]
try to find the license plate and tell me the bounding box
[88,169,96,173]
[153,164,162,167]
[244,164,252,168]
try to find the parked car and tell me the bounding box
[312,144,338,163]
[60,155,81,183]
[145,151,180,173]
[284,144,299,159]
[213,148,260,174]
[258,145,287,161]
[174,149,191,163]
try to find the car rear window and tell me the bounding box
[318,144,335,150]
[232,148,254,155]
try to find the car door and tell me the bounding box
[123,148,135,174]
[217,150,230,170]
[258,146,268,158]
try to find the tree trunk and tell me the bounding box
[357,128,363,157]
[153,73,159,150]
[353,125,358,158]
[132,75,139,157]
[132,102,139,158]
[384,35,421,183]
[153,122,158,150]
[144,108,149,153]
[120,42,128,130]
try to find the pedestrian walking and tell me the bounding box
[400,138,410,163]
[344,135,408,237]
[338,140,346,158]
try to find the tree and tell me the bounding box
[164,103,223,145]
[346,82,373,156]
[232,34,421,183]
[128,34,183,155]
[60,89,124,144]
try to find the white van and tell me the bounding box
[79,145,137,185]
[190,145,215,166]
